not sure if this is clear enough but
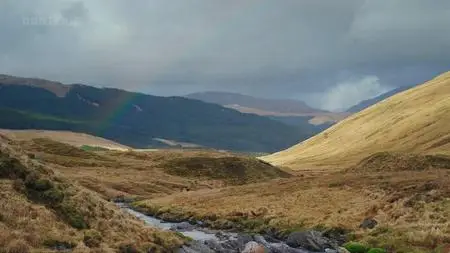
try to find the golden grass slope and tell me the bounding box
[263,71,450,169]
[0,129,131,151]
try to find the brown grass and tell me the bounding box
[8,138,289,200]
[0,134,185,252]
[0,129,130,150]
[263,71,450,170]
[135,152,450,253]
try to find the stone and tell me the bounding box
[286,230,336,251]
[242,242,267,253]
[170,222,195,231]
[337,247,351,253]
[359,218,378,229]
[236,234,254,250]
[267,243,311,253]
[204,239,226,252]
[176,241,215,253]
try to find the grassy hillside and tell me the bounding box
[0,129,130,150]
[4,131,290,199]
[162,156,291,185]
[0,134,185,252]
[263,71,450,169]
[346,85,416,113]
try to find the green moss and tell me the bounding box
[83,230,102,248]
[58,203,88,229]
[175,232,193,242]
[367,248,386,253]
[343,242,369,253]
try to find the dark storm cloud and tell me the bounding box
[1,0,450,110]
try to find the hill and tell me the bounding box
[0,129,130,150]
[346,85,417,113]
[186,91,324,115]
[186,91,347,139]
[0,134,186,252]
[0,74,306,152]
[262,71,450,169]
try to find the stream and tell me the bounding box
[117,203,345,253]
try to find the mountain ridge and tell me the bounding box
[0,74,306,152]
[346,84,418,113]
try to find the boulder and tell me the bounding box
[267,243,311,253]
[242,242,267,253]
[204,239,228,252]
[337,247,351,253]
[286,230,336,251]
[170,222,195,231]
[359,218,378,229]
[176,241,215,253]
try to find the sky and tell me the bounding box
[1,0,450,111]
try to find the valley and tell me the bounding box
[2,1,450,252]
[0,72,449,252]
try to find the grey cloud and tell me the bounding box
[1,0,450,110]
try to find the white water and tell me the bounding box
[118,203,231,241]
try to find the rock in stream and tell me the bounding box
[117,204,341,253]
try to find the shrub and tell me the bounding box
[6,239,30,253]
[367,248,386,253]
[27,177,53,192]
[58,203,88,229]
[0,154,29,179]
[118,243,141,253]
[40,187,65,204]
[343,242,369,253]
[83,230,102,248]
[12,179,25,192]
[43,239,77,250]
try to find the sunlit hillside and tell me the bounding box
[263,71,450,169]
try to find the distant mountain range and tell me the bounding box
[0,74,309,152]
[186,91,349,127]
[186,91,326,115]
[346,85,417,113]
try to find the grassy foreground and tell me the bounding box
[2,132,450,252]
[134,153,450,253]
[0,135,185,252]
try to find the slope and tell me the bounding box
[0,74,305,152]
[0,129,131,150]
[262,71,450,169]
[346,84,417,113]
[0,134,185,252]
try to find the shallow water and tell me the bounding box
[117,203,331,253]
[118,203,230,241]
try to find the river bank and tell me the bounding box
[117,203,351,253]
